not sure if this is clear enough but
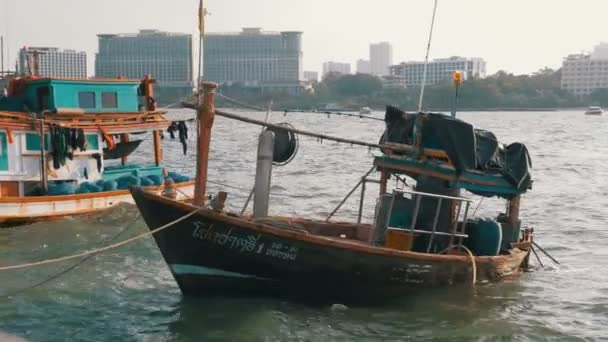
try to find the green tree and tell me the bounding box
[590,88,608,107]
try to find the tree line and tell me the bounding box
[218,68,608,111]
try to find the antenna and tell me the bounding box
[417,0,439,113]
[1,36,4,76]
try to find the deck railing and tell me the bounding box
[386,189,472,252]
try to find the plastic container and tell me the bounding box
[385,229,415,251]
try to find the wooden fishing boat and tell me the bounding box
[131,83,535,302]
[0,73,194,226]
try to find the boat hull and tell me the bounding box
[0,181,195,226]
[131,188,529,302]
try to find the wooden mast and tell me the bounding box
[507,196,521,226]
[193,82,218,206]
[142,75,162,166]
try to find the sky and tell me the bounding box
[1,0,608,76]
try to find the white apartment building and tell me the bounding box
[357,59,371,74]
[18,47,87,78]
[303,71,319,82]
[561,43,608,97]
[370,42,393,76]
[389,56,486,87]
[322,61,351,76]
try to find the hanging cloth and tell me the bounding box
[177,121,188,155]
[167,122,178,139]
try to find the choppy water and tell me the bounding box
[0,109,607,341]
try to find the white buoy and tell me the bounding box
[253,131,274,218]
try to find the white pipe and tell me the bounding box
[253,131,274,218]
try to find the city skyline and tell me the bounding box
[2,0,608,77]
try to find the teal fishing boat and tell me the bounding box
[0,75,194,225]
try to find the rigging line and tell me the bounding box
[283,109,385,122]
[417,0,440,112]
[0,205,205,272]
[182,106,416,154]
[325,166,376,222]
[1,213,141,297]
[215,92,385,122]
[206,179,312,199]
[216,92,265,111]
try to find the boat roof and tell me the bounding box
[380,106,532,199]
[23,77,142,85]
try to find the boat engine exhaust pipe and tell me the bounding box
[253,130,274,218]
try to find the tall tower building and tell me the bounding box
[204,28,305,94]
[370,42,393,76]
[95,29,194,103]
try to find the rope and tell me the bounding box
[0,205,204,272]
[215,92,384,122]
[216,92,265,111]
[441,244,477,286]
[417,0,440,112]
[194,107,415,154]
[460,245,477,285]
[532,241,560,265]
[1,213,141,297]
[283,109,385,122]
[472,197,485,217]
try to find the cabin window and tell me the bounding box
[101,92,118,108]
[25,133,50,151]
[86,134,99,150]
[78,92,96,109]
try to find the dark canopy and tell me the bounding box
[381,106,532,196]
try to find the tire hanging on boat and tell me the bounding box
[265,123,298,166]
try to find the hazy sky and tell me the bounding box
[1,0,607,76]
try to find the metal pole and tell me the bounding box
[39,119,48,194]
[1,36,4,76]
[326,166,375,222]
[357,179,366,224]
[253,131,274,218]
[451,84,460,118]
[426,198,443,253]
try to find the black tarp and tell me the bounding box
[382,106,532,196]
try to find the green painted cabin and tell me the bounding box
[0,79,142,113]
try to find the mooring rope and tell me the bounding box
[0,205,204,272]
[460,245,477,285]
[1,213,141,296]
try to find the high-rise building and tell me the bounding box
[204,28,304,94]
[18,47,86,78]
[370,42,393,76]
[357,59,371,74]
[322,61,351,76]
[390,56,486,87]
[95,30,194,103]
[561,43,608,97]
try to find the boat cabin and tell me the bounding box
[0,76,170,198]
[0,77,156,114]
[369,106,532,256]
